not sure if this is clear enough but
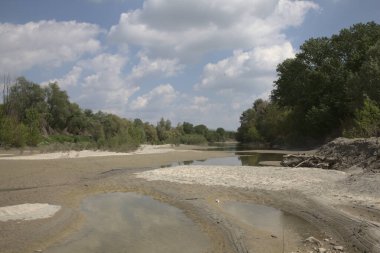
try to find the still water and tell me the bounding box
[46,193,210,253]
[222,201,317,236]
[46,149,292,253]
[165,152,284,167]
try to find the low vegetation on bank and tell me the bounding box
[0,78,235,150]
[237,22,380,147]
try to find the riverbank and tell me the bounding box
[0,145,379,253]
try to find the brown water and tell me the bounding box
[221,201,321,252]
[222,201,317,236]
[163,152,284,167]
[46,192,210,253]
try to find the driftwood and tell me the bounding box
[281,154,340,169]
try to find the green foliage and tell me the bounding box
[0,77,234,149]
[343,98,380,137]
[194,124,208,136]
[46,82,72,131]
[25,108,42,146]
[144,122,159,144]
[0,117,28,147]
[156,118,172,142]
[182,122,194,134]
[266,21,380,143]
[180,134,207,145]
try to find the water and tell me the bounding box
[46,193,210,253]
[222,201,317,236]
[164,152,284,167]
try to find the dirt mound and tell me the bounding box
[317,137,380,172]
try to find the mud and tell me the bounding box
[0,146,379,253]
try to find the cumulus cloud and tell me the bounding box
[105,0,318,129]
[42,66,82,89]
[0,20,101,73]
[195,42,295,93]
[108,0,318,60]
[128,53,184,80]
[44,53,139,113]
[130,84,178,110]
[27,0,318,130]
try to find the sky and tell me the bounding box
[0,0,379,130]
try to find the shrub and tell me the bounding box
[180,134,207,145]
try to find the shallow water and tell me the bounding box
[164,152,284,167]
[222,201,317,237]
[46,193,210,253]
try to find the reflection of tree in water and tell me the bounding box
[237,153,284,166]
[238,154,260,166]
[183,160,194,165]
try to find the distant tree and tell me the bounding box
[5,77,47,123]
[144,122,158,144]
[156,118,171,142]
[216,127,226,141]
[46,82,71,131]
[182,122,194,134]
[194,124,208,136]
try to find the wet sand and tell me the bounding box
[0,146,379,253]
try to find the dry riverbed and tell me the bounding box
[0,145,379,253]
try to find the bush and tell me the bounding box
[343,98,380,137]
[180,134,207,145]
[0,118,28,148]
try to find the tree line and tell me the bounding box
[0,77,234,149]
[237,22,380,147]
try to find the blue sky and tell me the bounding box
[1,0,379,130]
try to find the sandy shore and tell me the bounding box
[0,145,379,253]
[0,144,178,160]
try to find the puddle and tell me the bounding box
[222,201,317,236]
[163,152,284,167]
[221,201,321,252]
[46,192,210,253]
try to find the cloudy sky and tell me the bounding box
[1,0,379,130]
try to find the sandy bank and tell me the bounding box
[1,147,379,253]
[0,144,178,160]
[136,165,379,207]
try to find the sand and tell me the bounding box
[0,146,379,253]
[0,144,177,160]
[0,203,61,222]
[136,165,380,206]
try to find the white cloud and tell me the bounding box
[36,0,318,130]
[108,0,318,60]
[0,20,101,73]
[42,66,82,89]
[44,53,140,112]
[195,42,295,93]
[128,53,184,80]
[130,84,178,110]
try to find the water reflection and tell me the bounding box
[222,201,317,237]
[46,193,210,253]
[238,153,284,166]
[162,152,284,167]
[203,143,270,151]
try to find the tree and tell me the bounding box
[194,124,208,137]
[344,98,380,137]
[5,77,47,123]
[46,82,71,131]
[182,122,194,134]
[25,108,42,146]
[156,118,171,142]
[144,122,158,144]
[271,22,380,140]
[216,128,226,141]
